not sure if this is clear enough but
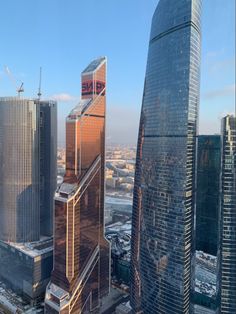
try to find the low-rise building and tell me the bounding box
[0,238,53,304]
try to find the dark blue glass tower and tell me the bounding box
[196,135,221,256]
[130,1,202,313]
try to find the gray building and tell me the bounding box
[219,115,236,313]
[0,238,53,303]
[130,0,202,313]
[0,97,57,242]
[0,97,57,302]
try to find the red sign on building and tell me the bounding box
[82,80,105,96]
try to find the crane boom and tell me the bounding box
[4,66,24,97]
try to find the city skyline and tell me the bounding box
[0,0,235,145]
[0,1,235,313]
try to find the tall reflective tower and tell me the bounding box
[130,1,202,313]
[219,115,236,313]
[0,97,57,302]
[0,98,57,242]
[45,57,110,314]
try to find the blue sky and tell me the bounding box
[0,0,235,145]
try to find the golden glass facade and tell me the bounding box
[45,58,110,314]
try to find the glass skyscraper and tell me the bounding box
[0,97,57,302]
[45,58,110,314]
[219,115,236,313]
[39,101,58,237]
[196,135,221,256]
[0,98,57,242]
[130,1,202,313]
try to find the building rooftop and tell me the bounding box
[67,99,92,120]
[116,302,132,314]
[195,251,217,298]
[58,182,78,196]
[100,287,129,314]
[106,196,132,206]
[82,57,106,74]
[6,237,53,258]
[0,96,56,104]
[47,283,69,300]
[106,221,131,261]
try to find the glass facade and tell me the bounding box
[45,58,110,314]
[39,101,58,237]
[0,97,57,302]
[219,115,236,313]
[0,98,57,243]
[130,1,201,313]
[196,135,221,256]
[0,238,53,301]
[0,98,40,242]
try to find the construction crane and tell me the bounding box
[37,66,42,99]
[4,66,24,97]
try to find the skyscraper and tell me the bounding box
[130,1,202,313]
[40,101,58,237]
[219,115,236,313]
[0,97,57,301]
[45,57,110,314]
[0,98,57,242]
[196,135,221,256]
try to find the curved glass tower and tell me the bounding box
[130,1,201,313]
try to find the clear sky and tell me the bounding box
[0,0,235,146]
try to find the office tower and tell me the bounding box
[40,101,58,236]
[45,57,110,314]
[196,135,221,255]
[219,115,236,313]
[0,97,57,301]
[0,98,57,242]
[130,1,202,313]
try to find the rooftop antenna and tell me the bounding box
[5,66,24,97]
[37,67,42,100]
